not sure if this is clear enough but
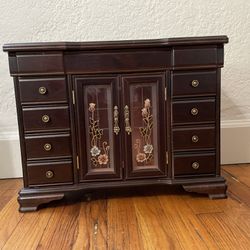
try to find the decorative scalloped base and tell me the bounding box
[18,193,65,212]
[182,181,227,199]
[17,177,227,212]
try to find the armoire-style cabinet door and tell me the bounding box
[122,74,167,178]
[74,76,122,181]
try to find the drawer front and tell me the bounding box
[16,53,64,74]
[173,127,215,151]
[174,153,216,177]
[173,46,217,67]
[27,161,73,186]
[172,70,217,97]
[25,133,72,160]
[19,77,67,103]
[172,99,216,124]
[22,106,70,132]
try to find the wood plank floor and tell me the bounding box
[0,164,249,250]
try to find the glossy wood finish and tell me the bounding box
[19,77,67,104]
[171,70,217,97]
[3,36,228,211]
[22,106,70,132]
[0,165,249,249]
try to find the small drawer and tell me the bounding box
[173,126,215,151]
[172,99,216,125]
[173,46,217,67]
[16,52,64,74]
[27,161,73,186]
[22,106,70,132]
[25,133,72,160]
[19,77,67,104]
[174,153,216,177]
[172,70,217,97]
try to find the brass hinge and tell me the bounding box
[166,152,168,165]
[165,87,167,101]
[76,155,80,170]
[72,90,75,105]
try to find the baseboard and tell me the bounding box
[221,119,250,165]
[0,120,250,178]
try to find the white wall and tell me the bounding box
[0,1,250,178]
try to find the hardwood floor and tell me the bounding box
[0,164,249,250]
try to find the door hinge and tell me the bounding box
[121,161,125,168]
[165,87,167,101]
[76,155,80,170]
[72,90,75,105]
[166,152,168,165]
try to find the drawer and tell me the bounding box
[172,70,217,97]
[25,133,72,160]
[27,161,73,186]
[174,153,216,177]
[173,46,217,67]
[19,77,67,104]
[22,106,70,132]
[16,52,64,74]
[173,126,215,151]
[172,99,216,124]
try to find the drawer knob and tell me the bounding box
[44,143,52,151]
[191,80,199,88]
[192,135,199,143]
[191,108,199,116]
[39,86,47,95]
[192,162,200,169]
[46,170,54,179]
[42,115,50,123]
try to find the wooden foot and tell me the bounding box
[18,192,65,212]
[183,181,227,199]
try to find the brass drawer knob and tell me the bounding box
[46,170,54,179]
[191,80,199,88]
[42,115,50,123]
[192,162,200,169]
[191,108,199,116]
[39,86,47,95]
[44,143,52,151]
[192,135,199,143]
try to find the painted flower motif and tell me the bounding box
[89,103,96,112]
[143,144,153,154]
[98,154,109,165]
[136,153,146,163]
[141,108,148,117]
[144,99,151,108]
[90,146,101,157]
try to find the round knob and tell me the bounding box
[191,80,199,88]
[192,135,199,143]
[46,170,54,179]
[192,162,200,169]
[44,143,52,151]
[39,86,47,95]
[42,115,50,123]
[191,108,199,116]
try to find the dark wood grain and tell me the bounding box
[3,36,228,211]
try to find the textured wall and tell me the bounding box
[0,0,250,131]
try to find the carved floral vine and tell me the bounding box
[89,103,110,167]
[134,98,154,163]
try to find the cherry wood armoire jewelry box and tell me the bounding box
[3,36,228,212]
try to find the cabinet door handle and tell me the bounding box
[124,105,132,135]
[113,106,120,135]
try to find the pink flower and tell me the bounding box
[141,108,148,117]
[144,99,151,108]
[136,153,146,163]
[98,154,109,165]
[89,103,96,112]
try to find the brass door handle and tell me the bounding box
[124,105,132,135]
[113,106,120,135]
